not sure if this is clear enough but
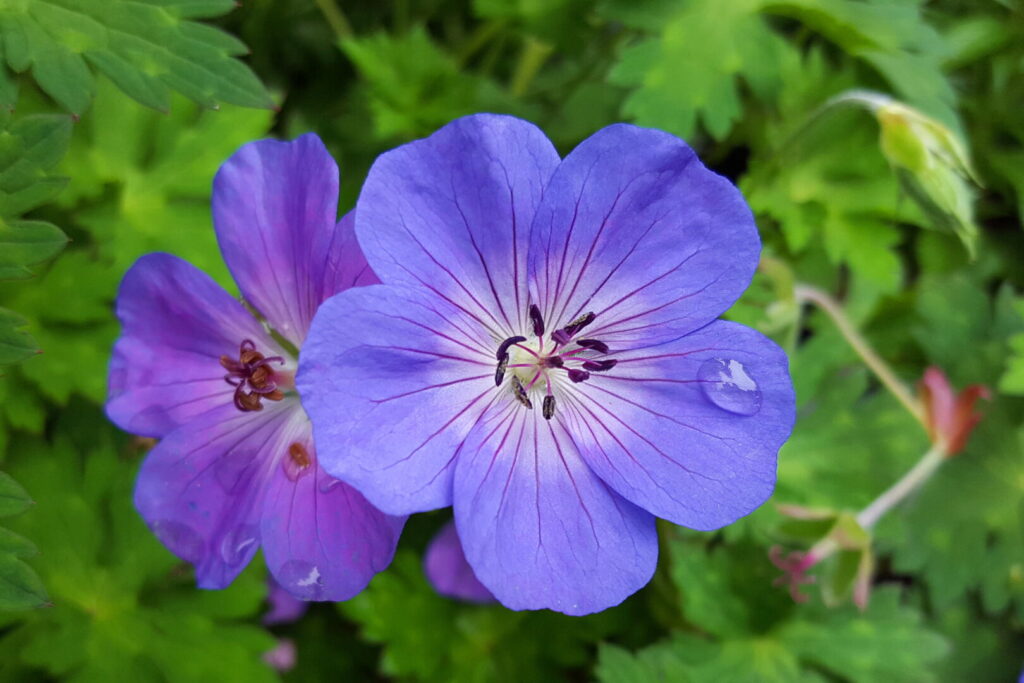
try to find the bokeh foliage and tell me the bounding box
[0,0,1022,680]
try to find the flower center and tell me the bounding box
[493,305,617,420]
[220,339,289,412]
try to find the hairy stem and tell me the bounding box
[794,284,926,427]
[856,444,945,529]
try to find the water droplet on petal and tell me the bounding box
[152,519,204,563]
[219,524,259,567]
[276,561,323,600]
[698,358,762,416]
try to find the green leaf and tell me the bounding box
[0,551,48,610]
[742,55,924,296]
[668,533,795,638]
[2,415,277,679]
[0,470,32,516]
[779,589,950,683]
[0,219,67,279]
[341,27,532,142]
[598,635,819,683]
[608,0,792,141]
[0,525,36,558]
[0,113,71,281]
[0,471,45,612]
[1000,332,1024,395]
[0,0,274,114]
[0,307,35,364]
[0,79,272,405]
[760,0,956,126]
[342,548,633,682]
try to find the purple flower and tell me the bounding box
[424,521,495,603]
[107,134,405,601]
[299,115,795,614]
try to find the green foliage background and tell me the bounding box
[0,0,1022,680]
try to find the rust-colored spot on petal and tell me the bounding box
[289,442,311,469]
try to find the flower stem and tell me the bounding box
[510,37,553,96]
[794,444,947,574]
[856,444,945,529]
[794,284,926,427]
[314,0,354,41]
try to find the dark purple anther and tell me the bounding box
[495,355,509,386]
[567,369,590,383]
[529,304,545,337]
[496,336,527,360]
[565,312,596,336]
[575,339,609,354]
[582,359,618,372]
[543,356,564,369]
[511,377,533,409]
[542,395,555,420]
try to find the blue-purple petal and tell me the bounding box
[355,114,560,337]
[526,124,760,350]
[320,211,380,297]
[107,252,287,439]
[260,443,406,602]
[299,284,497,515]
[424,521,494,603]
[453,404,658,615]
[133,401,299,588]
[213,134,350,346]
[566,321,794,530]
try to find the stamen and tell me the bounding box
[511,377,533,409]
[495,354,509,386]
[496,336,527,360]
[582,359,618,372]
[529,304,545,337]
[575,339,609,354]
[222,340,287,412]
[565,312,596,336]
[543,356,564,369]
[567,369,590,383]
[235,390,264,412]
[551,311,597,346]
[542,394,556,420]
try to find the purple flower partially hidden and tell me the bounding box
[425,521,495,603]
[107,134,406,601]
[264,577,309,625]
[299,115,795,615]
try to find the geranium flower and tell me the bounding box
[107,134,405,600]
[299,115,795,614]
